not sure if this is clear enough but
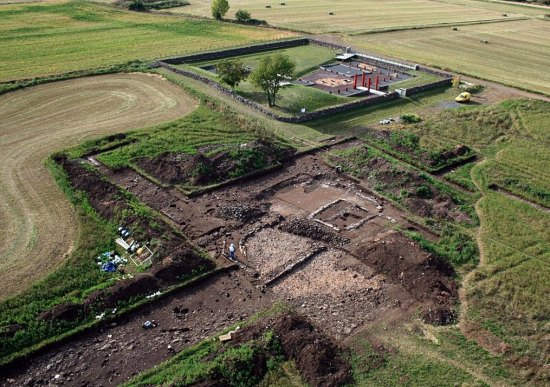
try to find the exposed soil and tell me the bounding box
[200,311,351,387]
[351,230,458,324]
[50,156,215,316]
[135,139,296,186]
[2,270,270,387]
[363,128,473,171]
[272,312,351,387]
[334,148,472,224]
[2,146,459,386]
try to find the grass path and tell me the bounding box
[0,73,197,300]
[388,330,503,386]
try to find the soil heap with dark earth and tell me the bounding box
[136,140,296,186]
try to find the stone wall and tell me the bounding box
[157,61,399,123]
[417,66,453,79]
[157,38,453,122]
[405,78,453,96]
[162,38,309,65]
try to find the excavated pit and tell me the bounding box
[1,149,462,386]
[97,153,456,335]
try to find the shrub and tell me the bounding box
[400,113,422,124]
[416,184,433,199]
[235,9,251,22]
[461,84,484,94]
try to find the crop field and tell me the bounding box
[0,0,294,82]
[0,73,197,300]
[347,19,550,96]
[171,0,529,33]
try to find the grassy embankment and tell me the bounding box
[423,100,550,383]
[123,305,307,387]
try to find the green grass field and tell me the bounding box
[239,84,351,115]
[307,86,460,136]
[467,191,550,381]
[170,0,533,33]
[350,322,515,386]
[347,19,550,96]
[400,99,550,207]
[193,44,337,78]
[0,0,294,82]
[186,44,353,114]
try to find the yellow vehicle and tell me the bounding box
[455,92,471,103]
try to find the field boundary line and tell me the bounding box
[348,16,530,36]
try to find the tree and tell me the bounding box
[216,59,248,89]
[211,0,229,20]
[250,54,295,107]
[235,9,251,22]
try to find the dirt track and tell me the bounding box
[0,73,197,300]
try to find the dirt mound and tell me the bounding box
[0,324,24,339]
[215,203,268,222]
[421,306,456,325]
[361,156,471,223]
[135,140,295,187]
[135,153,212,185]
[55,155,127,219]
[84,274,159,309]
[273,312,351,387]
[226,311,350,386]
[357,232,457,323]
[38,303,84,322]
[151,246,214,284]
[363,129,473,171]
[439,144,471,160]
[279,218,349,246]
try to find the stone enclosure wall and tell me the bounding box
[157,38,452,123]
